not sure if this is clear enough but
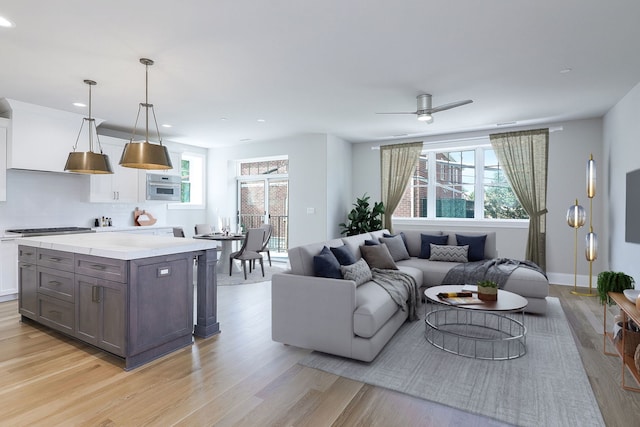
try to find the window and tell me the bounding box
[178,152,204,206]
[395,140,527,220]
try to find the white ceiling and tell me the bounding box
[1,1,639,148]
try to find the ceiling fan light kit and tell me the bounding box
[377,93,473,124]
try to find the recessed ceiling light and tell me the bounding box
[257,119,266,123]
[161,124,172,128]
[497,121,517,126]
[240,138,252,142]
[560,68,573,74]
[220,117,228,121]
[73,102,86,108]
[0,16,15,28]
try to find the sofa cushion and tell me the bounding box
[379,234,410,261]
[341,258,372,286]
[354,281,408,338]
[396,258,463,287]
[313,246,342,278]
[456,234,487,261]
[342,233,374,260]
[430,244,469,262]
[330,244,357,265]
[384,232,409,251]
[360,243,398,269]
[419,234,449,259]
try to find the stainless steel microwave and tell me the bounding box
[146,174,181,201]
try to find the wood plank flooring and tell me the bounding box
[0,283,638,426]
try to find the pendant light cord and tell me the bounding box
[130,58,163,145]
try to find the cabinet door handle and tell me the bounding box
[92,286,102,303]
[90,264,107,270]
[49,257,62,262]
[48,280,61,287]
[21,263,33,268]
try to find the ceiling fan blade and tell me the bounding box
[375,111,418,115]
[428,99,473,113]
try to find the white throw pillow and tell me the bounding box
[429,244,469,262]
[341,258,372,286]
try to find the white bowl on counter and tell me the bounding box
[623,289,640,303]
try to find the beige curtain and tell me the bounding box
[380,141,423,232]
[490,129,549,270]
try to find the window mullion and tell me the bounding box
[475,147,484,218]
[427,153,436,218]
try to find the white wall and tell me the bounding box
[603,81,640,286]
[351,118,605,285]
[326,135,352,238]
[207,133,334,248]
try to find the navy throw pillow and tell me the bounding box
[456,234,487,262]
[419,234,449,259]
[364,239,380,246]
[313,246,342,278]
[330,245,357,266]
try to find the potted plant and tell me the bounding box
[339,194,385,236]
[477,280,498,301]
[597,271,635,306]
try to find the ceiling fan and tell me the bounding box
[377,94,473,123]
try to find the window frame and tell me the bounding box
[167,151,206,210]
[392,138,528,226]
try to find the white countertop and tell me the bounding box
[16,232,217,260]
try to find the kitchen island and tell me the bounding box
[17,232,220,370]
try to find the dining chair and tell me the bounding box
[229,228,265,279]
[194,224,213,235]
[172,227,185,237]
[256,223,272,267]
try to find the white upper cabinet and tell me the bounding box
[90,136,144,203]
[2,98,100,173]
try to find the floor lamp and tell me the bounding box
[583,154,598,296]
[567,200,586,295]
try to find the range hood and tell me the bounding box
[0,98,104,173]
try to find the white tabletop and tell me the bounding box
[16,232,217,260]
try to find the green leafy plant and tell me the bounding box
[477,280,498,289]
[597,271,635,305]
[339,194,385,236]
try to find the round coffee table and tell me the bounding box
[424,285,528,360]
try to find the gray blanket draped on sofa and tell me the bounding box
[442,258,546,289]
[371,268,421,321]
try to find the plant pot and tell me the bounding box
[477,286,498,301]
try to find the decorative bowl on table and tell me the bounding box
[623,289,640,303]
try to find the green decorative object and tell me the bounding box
[477,280,498,301]
[339,194,385,236]
[596,271,635,305]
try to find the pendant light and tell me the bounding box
[119,58,172,170]
[64,80,113,174]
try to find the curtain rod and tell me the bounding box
[371,126,563,150]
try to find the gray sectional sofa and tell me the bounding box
[271,228,548,362]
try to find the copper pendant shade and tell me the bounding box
[64,80,113,174]
[119,58,172,170]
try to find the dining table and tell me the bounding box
[193,233,245,274]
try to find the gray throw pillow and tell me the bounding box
[429,244,469,262]
[360,243,398,270]
[379,235,410,261]
[341,258,372,286]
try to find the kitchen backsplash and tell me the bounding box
[0,169,169,230]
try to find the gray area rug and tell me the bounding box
[216,264,285,286]
[299,297,604,427]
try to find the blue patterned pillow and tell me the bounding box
[340,258,372,286]
[313,246,342,278]
[419,234,449,259]
[429,244,469,262]
[456,234,487,261]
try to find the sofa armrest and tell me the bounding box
[272,272,357,358]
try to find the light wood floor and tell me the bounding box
[0,283,638,426]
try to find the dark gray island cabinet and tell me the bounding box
[17,232,219,370]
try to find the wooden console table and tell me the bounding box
[604,292,640,392]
